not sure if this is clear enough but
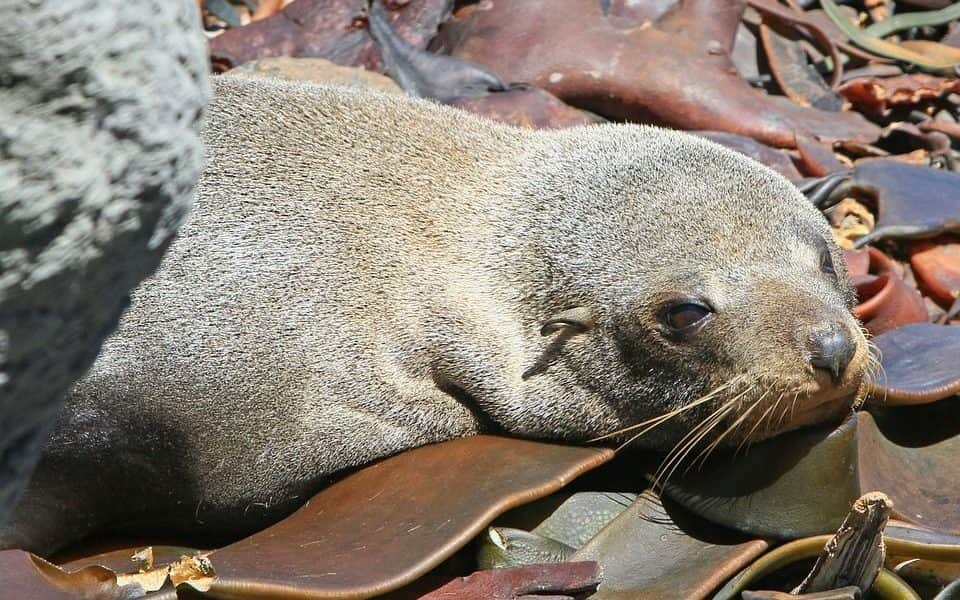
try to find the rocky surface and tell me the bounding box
[0,0,209,521]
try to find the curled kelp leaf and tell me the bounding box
[39,439,611,598]
[804,160,960,247]
[846,247,928,336]
[0,550,148,600]
[746,0,847,87]
[820,0,960,75]
[477,491,636,569]
[448,88,604,129]
[866,323,960,404]
[759,20,844,111]
[366,0,599,128]
[175,436,611,598]
[696,131,803,180]
[572,491,770,599]
[747,0,888,65]
[839,75,960,118]
[439,0,879,148]
[207,0,451,73]
[851,407,960,530]
[919,117,960,145]
[418,561,602,600]
[366,0,505,102]
[882,123,955,170]
[863,2,960,38]
[666,407,960,539]
[901,41,960,71]
[909,238,960,316]
[797,135,848,177]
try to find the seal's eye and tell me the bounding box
[662,302,712,333]
[820,249,836,275]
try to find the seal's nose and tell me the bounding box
[808,325,856,384]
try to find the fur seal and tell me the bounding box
[2,75,869,554]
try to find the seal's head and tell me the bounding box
[522,125,870,451]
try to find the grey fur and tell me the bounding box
[0,0,208,523]
[2,76,865,553]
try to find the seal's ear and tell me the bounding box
[540,307,595,336]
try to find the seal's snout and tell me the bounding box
[807,324,857,385]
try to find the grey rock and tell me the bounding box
[0,0,209,521]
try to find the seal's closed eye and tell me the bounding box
[540,307,595,336]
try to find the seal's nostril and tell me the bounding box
[809,326,856,384]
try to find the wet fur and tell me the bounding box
[2,76,864,553]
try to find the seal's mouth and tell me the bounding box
[720,329,873,445]
[643,363,867,490]
[740,383,861,442]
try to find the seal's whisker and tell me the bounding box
[663,398,741,485]
[611,388,733,454]
[614,418,672,453]
[864,339,883,377]
[651,387,748,489]
[683,403,744,475]
[734,392,781,458]
[693,389,767,469]
[614,417,674,453]
[788,391,801,423]
[688,387,766,471]
[608,393,716,449]
[862,338,887,407]
[658,390,744,469]
[601,378,738,446]
[673,405,733,478]
[603,378,739,443]
[856,352,876,395]
[751,392,786,437]
[860,323,884,380]
[650,401,733,489]
[777,392,800,429]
